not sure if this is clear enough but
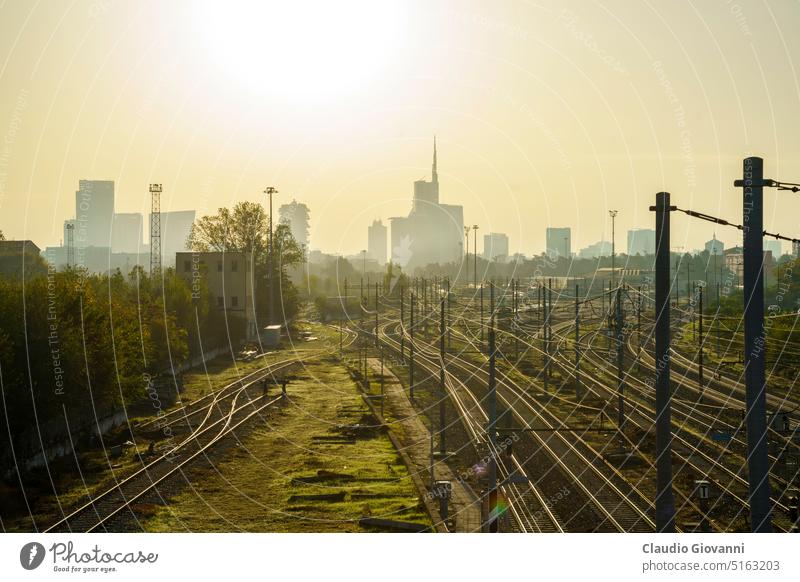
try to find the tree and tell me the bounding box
[188,201,269,255]
[189,203,306,326]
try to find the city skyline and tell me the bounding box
[2,1,800,257]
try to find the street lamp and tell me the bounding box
[609,210,618,287]
[464,225,471,287]
[362,249,367,278]
[264,186,278,324]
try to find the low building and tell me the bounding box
[176,251,257,340]
[724,247,774,286]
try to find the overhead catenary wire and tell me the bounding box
[673,207,800,245]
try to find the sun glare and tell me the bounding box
[195,1,403,102]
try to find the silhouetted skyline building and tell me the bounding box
[111,212,143,254]
[483,232,509,262]
[155,210,195,268]
[390,139,463,269]
[704,235,724,255]
[75,179,114,250]
[368,219,387,265]
[627,228,655,256]
[578,240,611,259]
[279,199,310,250]
[546,227,571,259]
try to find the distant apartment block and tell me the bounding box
[112,212,143,254]
[367,219,387,265]
[764,240,782,259]
[74,180,114,249]
[483,232,509,262]
[627,228,655,256]
[279,199,310,250]
[546,227,571,259]
[578,240,611,259]
[156,210,196,268]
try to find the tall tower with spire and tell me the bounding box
[412,137,440,210]
[432,135,438,184]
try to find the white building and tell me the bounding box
[546,227,571,259]
[367,219,387,265]
[279,199,310,250]
[483,232,509,262]
[627,228,655,256]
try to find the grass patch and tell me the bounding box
[139,359,431,532]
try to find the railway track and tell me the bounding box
[45,327,358,533]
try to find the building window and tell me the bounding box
[184,260,191,272]
[217,261,223,272]
[217,296,224,307]
[231,296,239,307]
[231,260,238,272]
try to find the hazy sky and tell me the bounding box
[1,0,799,256]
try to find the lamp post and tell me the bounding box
[609,210,618,287]
[362,249,367,278]
[264,186,278,325]
[464,226,471,288]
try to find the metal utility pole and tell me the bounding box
[446,278,451,350]
[714,281,719,358]
[609,209,618,287]
[149,184,162,278]
[537,283,541,326]
[487,282,498,533]
[615,287,625,442]
[543,280,549,392]
[480,283,484,344]
[375,282,379,348]
[465,226,471,287]
[439,296,446,456]
[698,285,704,390]
[513,279,519,362]
[651,191,677,532]
[263,186,278,324]
[637,285,642,373]
[575,284,581,399]
[410,292,415,401]
[735,156,773,532]
[473,225,479,292]
[400,285,405,362]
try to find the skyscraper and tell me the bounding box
[390,139,463,269]
[74,180,114,249]
[111,213,143,254]
[368,219,387,265]
[764,240,782,259]
[546,227,571,259]
[278,199,310,250]
[627,228,655,256]
[155,210,195,268]
[483,232,509,262]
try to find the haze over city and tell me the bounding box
[2,0,799,257]
[3,2,800,575]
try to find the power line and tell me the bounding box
[673,207,800,245]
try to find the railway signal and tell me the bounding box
[695,479,711,533]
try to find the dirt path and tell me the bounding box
[365,358,482,533]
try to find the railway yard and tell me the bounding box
[3,282,799,533]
